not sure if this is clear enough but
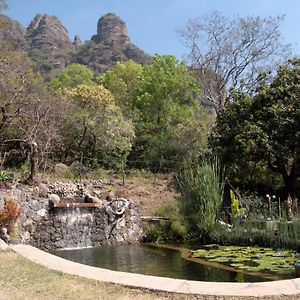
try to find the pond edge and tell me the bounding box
[10,244,300,297]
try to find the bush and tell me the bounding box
[144,224,163,242]
[0,199,22,233]
[156,202,188,241]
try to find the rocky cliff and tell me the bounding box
[0,12,150,75]
[75,13,151,73]
[25,14,75,73]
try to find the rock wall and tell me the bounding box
[0,181,143,251]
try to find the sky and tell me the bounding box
[3,0,300,59]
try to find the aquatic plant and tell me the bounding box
[179,158,224,238]
[192,245,299,276]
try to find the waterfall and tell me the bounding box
[57,207,94,249]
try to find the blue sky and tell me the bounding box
[4,0,300,59]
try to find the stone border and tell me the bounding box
[11,244,300,297]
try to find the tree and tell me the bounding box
[0,51,63,180]
[178,12,291,113]
[51,63,94,90]
[58,85,135,168]
[211,59,300,215]
[99,60,143,119]
[131,54,209,169]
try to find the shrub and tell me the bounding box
[144,224,163,242]
[0,199,22,233]
[156,202,188,241]
[0,170,9,182]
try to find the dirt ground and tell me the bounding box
[119,176,181,215]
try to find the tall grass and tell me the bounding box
[179,158,224,239]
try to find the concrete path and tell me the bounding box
[11,244,300,297]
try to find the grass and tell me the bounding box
[1,251,300,300]
[0,251,180,300]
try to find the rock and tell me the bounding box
[92,13,129,45]
[22,231,31,241]
[29,200,42,211]
[49,194,60,206]
[53,163,69,175]
[37,209,47,217]
[0,228,10,243]
[38,183,48,197]
[73,34,82,50]
[25,14,74,74]
[106,191,116,201]
[75,13,150,73]
[0,238,9,251]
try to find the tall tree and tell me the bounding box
[0,51,63,178]
[178,12,291,113]
[131,55,209,169]
[99,60,143,119]
[58,84,135,168]
[211,59,300,215]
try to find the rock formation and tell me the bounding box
[75,13,151,73]
[91,13,129,45]
[73,34,82,50]
[25,14,75,73]
[0,14,28,50]
[0,12,150,75]
[26,14,74,57]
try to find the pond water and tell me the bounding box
[52,244,272,282]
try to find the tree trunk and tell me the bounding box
[26,141,38,184]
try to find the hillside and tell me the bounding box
[0,12,150,74]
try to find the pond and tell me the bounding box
[51,244,279,282]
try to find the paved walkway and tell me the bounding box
[11,244,300,297]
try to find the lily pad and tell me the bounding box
[191,245,299,277]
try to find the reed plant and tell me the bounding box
[179,158,224,239]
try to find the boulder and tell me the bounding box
[53,163,69,175]
[49,193,60,206]
[38,183,48,197]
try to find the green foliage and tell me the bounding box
[144,224,163,242]
[192,245,299,276]
[58,84,135,168]
[0,170,9,182]
[156,202,188,240]
[213,218,300,251]
[179,158,224,238]
[211,58,300,204]
[130,54,208,170]
[51,63,94,90]
[99,60,143,119]
[230,190,241,223]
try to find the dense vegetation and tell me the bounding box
[1,2,300,248]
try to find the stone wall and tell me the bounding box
[0,180,143,250]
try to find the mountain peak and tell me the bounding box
[26,13,74,57]
[91,13,129,45]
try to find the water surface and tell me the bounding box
[52,244,270,282]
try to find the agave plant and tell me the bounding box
[0,170,9,182]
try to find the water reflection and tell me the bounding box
[52,244,268,282]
